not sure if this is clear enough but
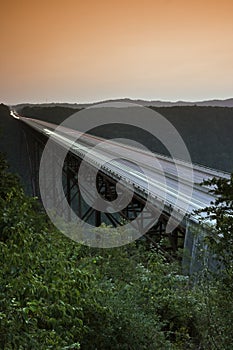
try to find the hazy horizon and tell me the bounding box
[1,0,233,104]
[4,96,233,107]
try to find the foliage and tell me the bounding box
[66,241,204,350]
[193,174,233,349]
[1,149,233,349]
[0,155,87,349]
[0,152,199,349]
[197,174,233,267]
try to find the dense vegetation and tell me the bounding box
[0,150,233,349]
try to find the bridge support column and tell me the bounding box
[22,124,187,260]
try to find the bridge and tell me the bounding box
[10,109,230,273]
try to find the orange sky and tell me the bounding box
[1,0,233,104]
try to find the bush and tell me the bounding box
[1,150,233,349]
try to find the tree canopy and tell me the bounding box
[1,151,233,349]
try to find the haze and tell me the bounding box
[1,0,233,104]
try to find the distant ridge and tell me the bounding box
[4,101,233,174]
[13,97,233,110]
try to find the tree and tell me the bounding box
[193,174,233,350]
[197,174,233,269]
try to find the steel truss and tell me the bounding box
[23,123,185,259]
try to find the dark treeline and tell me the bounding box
[153,106,233,173]
[21,105,82,125]
[0,104,31,192]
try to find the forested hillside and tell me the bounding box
[0,104,31,193]
[21,105,233,172]
[153,106,233,172]
[21,105,82,125]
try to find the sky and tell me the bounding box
[1,0,233,104]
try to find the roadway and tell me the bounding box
[10,110,230,221]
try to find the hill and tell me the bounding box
[20,105,233,173]
[0,104,31,192]
[14,97,233,109]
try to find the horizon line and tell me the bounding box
[5,95,233,106]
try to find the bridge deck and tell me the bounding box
[11,110,230,224]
